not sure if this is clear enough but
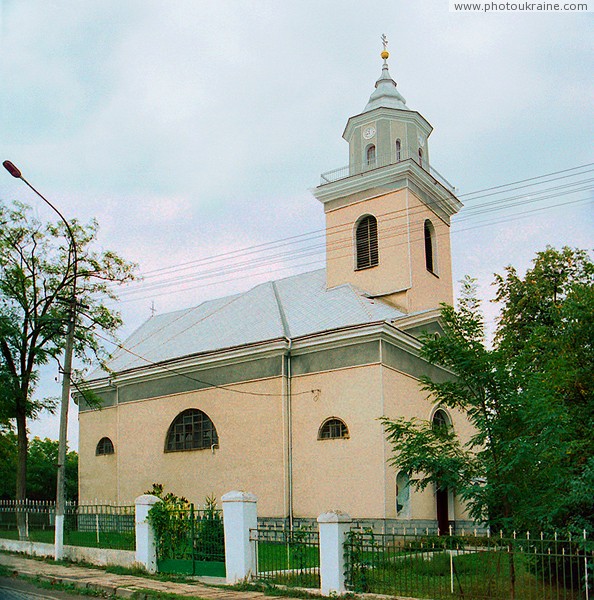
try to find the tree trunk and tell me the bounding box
[15,408,28,540]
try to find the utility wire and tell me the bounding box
[89,329,320,399]
[133,163,594,281]
[114,181,594,300]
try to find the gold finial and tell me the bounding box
[381,33,389,60]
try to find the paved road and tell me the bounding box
[0,578,87,600]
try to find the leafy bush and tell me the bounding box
[145,484,224,562]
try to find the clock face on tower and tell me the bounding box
[363,126,376,140]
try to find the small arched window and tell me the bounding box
[165,409,219,452]
[396,471,410,517]
[432,409,451,432]
[395,139,401,162]
[355,215,379,270]
[418,148,423,168]
[366,144,376,166]
[318,418,349,440]
[96,437,114,456]
[424,219,436,274]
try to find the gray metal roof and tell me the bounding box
[90,269,405,379]
[364,61,409,113]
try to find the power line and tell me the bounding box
[128,163,594,283]
[132,193,592,302]
[113,180,593,300]
[89,329,319,400]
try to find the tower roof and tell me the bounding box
[363,41,408,112]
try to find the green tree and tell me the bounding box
[27,437,78,502]
[0,201,136,514]
[0,430,17,500]
[382,247,594,534]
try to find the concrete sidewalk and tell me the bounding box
[0,553,309,599]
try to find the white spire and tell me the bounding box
[363,35,408,112]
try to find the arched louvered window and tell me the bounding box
[418,148,423,168]
[355,215,379,270]
[165,409,219,452]
[395,139,401,162]
[318,418,349,440]
[424,219,436,274]
[396,471,410,516]
[96,437,114,456]
[366,144,376,166]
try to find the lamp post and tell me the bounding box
[2,160,77,560]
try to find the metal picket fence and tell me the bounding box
[65,503,135,550]
[250,527,320,588]
[345,528,593,600]
[0,500,135,550]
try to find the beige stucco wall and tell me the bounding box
[80,352,473,522]
[79,376,287,516]
[381,363,473,523]
[290,364,386,519]
[325,188,452,313]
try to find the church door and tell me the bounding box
[436,488,449,535]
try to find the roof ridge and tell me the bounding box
[270,280,291,339]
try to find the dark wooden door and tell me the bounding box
[436,488,449,535]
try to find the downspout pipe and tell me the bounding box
[284,336,294,531]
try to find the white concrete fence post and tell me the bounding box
[135,494,161,574]
[317,511,352,596]
[222,491,258,584]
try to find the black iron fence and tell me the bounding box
[250,527,320,588]
[345,529,593,600]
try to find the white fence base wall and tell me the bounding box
[0,538,137,568]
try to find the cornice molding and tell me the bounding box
[313,160,461,221]
[343,106,433,141]
[83,320,441,393]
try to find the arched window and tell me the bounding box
[396,472,410,517]
[355,215,379,270]
[395,139,401,162]
[96,437,114,456]
[366,144,376,166]
[432,409,451,431]
[165,409,219,452]
[418,148,423,168]
[318,418,349,440]
[424,219,436,274]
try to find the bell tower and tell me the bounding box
[313,37,462,314]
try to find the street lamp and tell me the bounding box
[2,160,77,560]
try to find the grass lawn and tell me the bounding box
[0,528,134,550]
[348,549,585,600]
[255,541,319,588]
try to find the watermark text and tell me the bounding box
[449,1,591,11]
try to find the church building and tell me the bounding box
[79,44,471,533]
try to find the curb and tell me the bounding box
[30,572,135,598]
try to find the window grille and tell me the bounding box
[318,418,349,440]
[432,409,451,431]
[96,437,114,456]
[165,409,219,452]
[366,144,376,166]
[356,215,379,269]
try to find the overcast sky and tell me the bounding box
[1,0,592,449]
